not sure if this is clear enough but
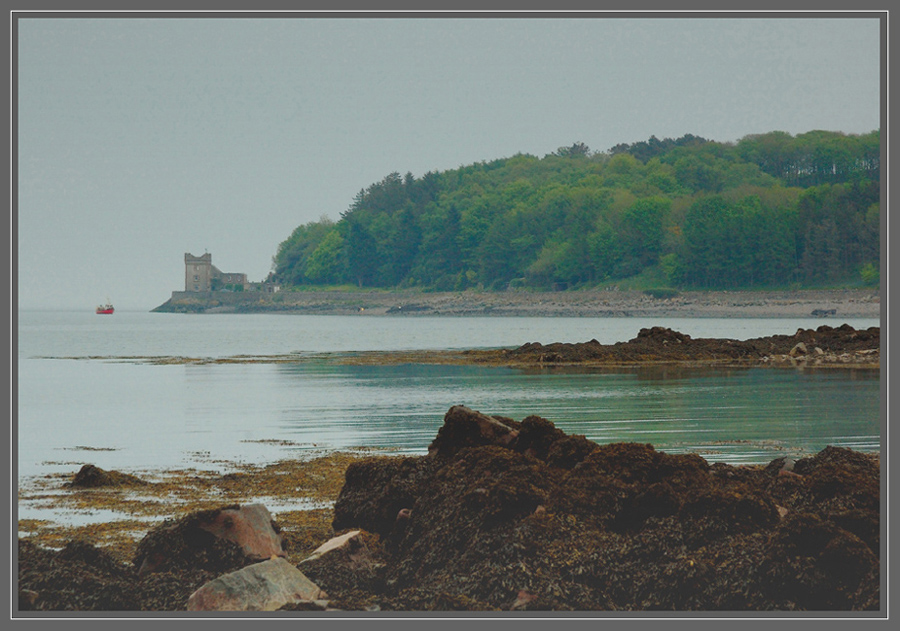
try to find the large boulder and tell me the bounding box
[133,504,284,576]
[195,504,285,560]
[186,557,325,611]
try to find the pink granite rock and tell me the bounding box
[186,557,326,611]
[196,503,285,561]
[511,589,538,610]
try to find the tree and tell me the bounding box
[679,196,734,287]
[586,220,622,281]
[553,142,591,158]
[304,229,348,284]
[345,219,379,287]
[273,217,336,285]
[795,181,879,284]
[408,202,463,288]
[617,197,671,267]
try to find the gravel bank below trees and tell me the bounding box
[153,288,880,318]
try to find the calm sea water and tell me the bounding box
[16,310,881,486]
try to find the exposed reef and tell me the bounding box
[48,325,880,370]
[18,407,881,612]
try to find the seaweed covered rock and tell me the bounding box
[17,539,216,611]
[332,456,440,538]
[67,464,148,489]
[635,326,692,343]
[514,414,569,461]
[17,406,881,612]
[501,325,880,366]
[754,512,880,610]
[17,540,138,610]
[785,446,881,552]
[427,405,521,457]
[328,406,880,611]
[298,530,388,605]
[548,442,712,534]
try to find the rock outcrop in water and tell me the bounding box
[66,464,148,489]
[484,324,880,367]
[18,407,881,612]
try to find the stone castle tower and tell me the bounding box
[185,252,213,292]
[184,252,252,292]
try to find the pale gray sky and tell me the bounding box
[16,15,881,311]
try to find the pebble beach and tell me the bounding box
[154,288,881,318]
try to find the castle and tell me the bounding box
[184,253,279,293]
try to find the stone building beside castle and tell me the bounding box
[184,253,279,293]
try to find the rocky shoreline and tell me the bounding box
[152,288,881,319]
[17,406,881,613]
[93,323,880,370]
[18,321,882,613]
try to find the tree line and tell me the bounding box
[273,129,880,292]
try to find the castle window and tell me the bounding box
[194,275,199,281]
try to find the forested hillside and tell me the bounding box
[273,130,880,291]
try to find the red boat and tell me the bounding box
[96,303,115,315]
